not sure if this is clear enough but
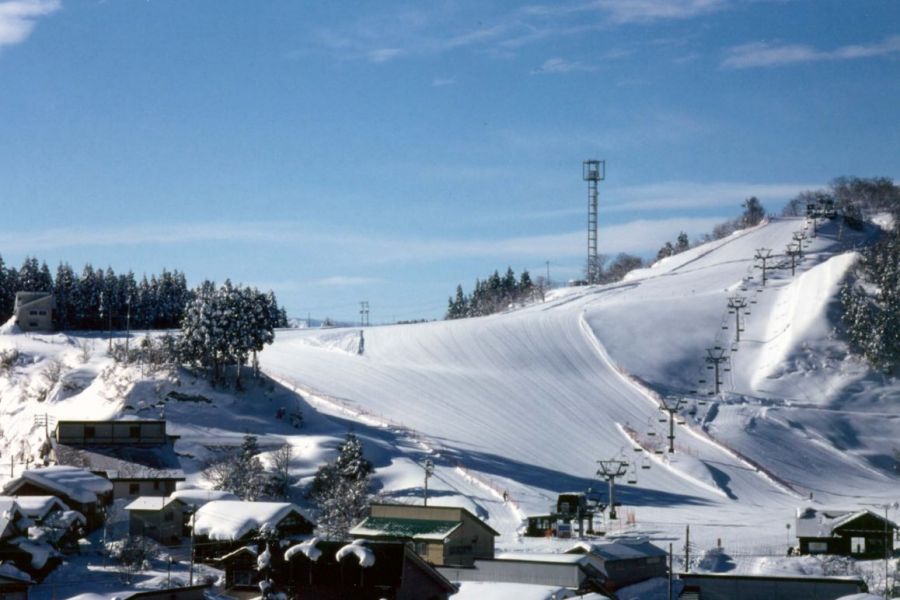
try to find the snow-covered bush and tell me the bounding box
[106,535,158,581]
[204,434,270,500]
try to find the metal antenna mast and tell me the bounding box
[726,295,749,342]
[583,160,605,284]
[659,398,686,453]
[705,348,730,396]
[596,457,629,519]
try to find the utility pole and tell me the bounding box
[684,525,691,570]
[189,511,195,585]
[726,296,749,342]
[668,543,673,600]
[754,248,774,286]
[546,260,551,289]
[124,295,131,358]
[705,348,730,396]
[423,459,435,506]
[659,397,686,453]
[359,301,369,327]
[596,458,629,520]
[878,502,899,600]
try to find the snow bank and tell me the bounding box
[335,539,375,568]
[284,536,322,562]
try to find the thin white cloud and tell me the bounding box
[592,0,726,24]
[531,57,597,74]
[512,181,816,220]
[0,215,727,263]
[312,276,384,287]
[367,47,402,63]
[722,35,900,69]
[432,76,456,87]
[0,0,60,48]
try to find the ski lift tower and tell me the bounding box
[583,160,605,284]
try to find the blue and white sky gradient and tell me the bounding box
[1,0,898,322]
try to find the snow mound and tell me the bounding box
[284,536,322,562]
[335,539,375,568]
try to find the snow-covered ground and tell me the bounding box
[1,216,897,598]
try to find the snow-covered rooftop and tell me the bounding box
[124,496,182,512]
[192,500,309,541]
[568,539,668,561]
[350,516,462,541]
[11,495,71,520]
[795,507,898,538]
[169,488,239,507]
[494,552,589,565]
[9,466,112,504]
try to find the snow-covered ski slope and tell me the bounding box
[263,217,899,545]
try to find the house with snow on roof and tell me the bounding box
[350,503,499,567]
[11,496,86,552]
[565,538,668,591]
[191,500,314,562]
[125,496,187,545]
[2,466,113,532]
[13,292,55,333]
[53,420,185,499]
[218,538,457,599]
[796,507,898,559]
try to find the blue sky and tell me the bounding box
[1,0,898,323]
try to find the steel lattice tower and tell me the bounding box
[583,160,605,284]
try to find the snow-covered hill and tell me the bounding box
[260,216,899,549]
[0,216,897,597]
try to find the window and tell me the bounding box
[164,511,174,522]
[153,481,160,490]
[129,483,140,495]
[808,542,828,553]
[130,425,140,438]
[29,310,38,315]
[38,310,47,316]
[85,426,96,438]
[850,537,866,554]
[233,570,254,586]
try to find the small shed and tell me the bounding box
[12,496,85,552]
[0,499,30,543]
[796,507,898,559]
[125,496,186,545]
[350,503,498,567]
[13,292,55,332]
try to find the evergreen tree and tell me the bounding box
[740,197,766,228]
[308,432,373,539]
[0,255,12,322]
[54,263,77,330]
[675,231,690,253]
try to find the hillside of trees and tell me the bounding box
[446,267,536,319]
[0,256,288,333]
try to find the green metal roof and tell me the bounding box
[350,516,461,540]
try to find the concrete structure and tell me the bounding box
[53,420,185,499]
[678,572,868,600]
[13,292,54,332]
[796,507,898,559]
[125,496,186,545]
[350,503,499,567]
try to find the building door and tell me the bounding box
[850,537,866,554]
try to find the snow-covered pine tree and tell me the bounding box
[308,432,374,539]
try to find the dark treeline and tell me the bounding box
[0,256,288,333]
[446,267,535,319]
[656,197,767,260]
[0,256,190,330]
